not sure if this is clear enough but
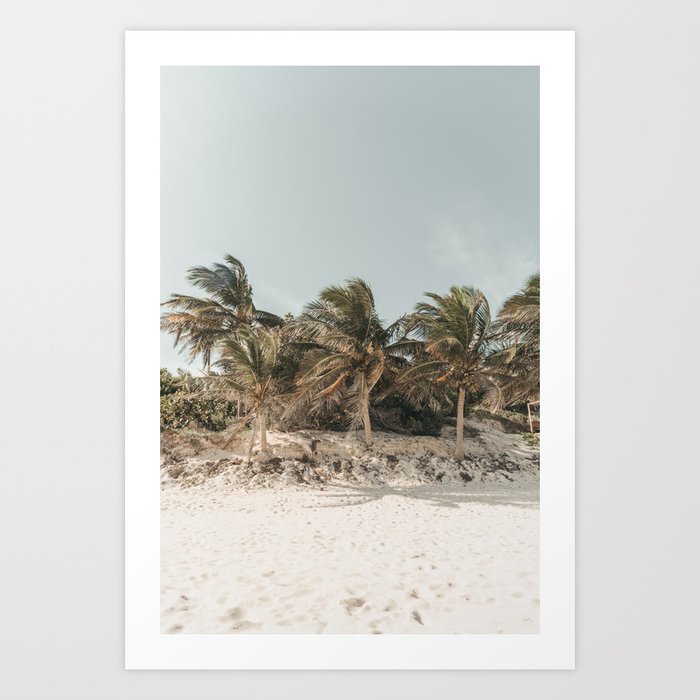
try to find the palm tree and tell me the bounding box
[484,273,540,408]
[290,278,406,447]
[498,273,539,350]
[401,286,495,460]
[211,326,282,460]
[161,255,282,368]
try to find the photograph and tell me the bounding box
[158,65,542,635]
[5,2,696,694]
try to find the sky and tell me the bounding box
[161,66,539,372]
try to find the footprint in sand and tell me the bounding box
[221,606,245,622]
[230,620,262,632]
[341,597,366,614]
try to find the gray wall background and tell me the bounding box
[1,2,698,699]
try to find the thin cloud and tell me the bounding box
[255,283,305,317]
[426,220,537,312]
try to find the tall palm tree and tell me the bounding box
[161,255,282,368]
[401,286,495,459]
[212,326,282,459]
[484,273,540,408]
[498,273,540,351]
[290,278,406,447]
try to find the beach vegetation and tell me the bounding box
[161,256,540,455]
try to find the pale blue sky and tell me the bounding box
[161,67,539,371]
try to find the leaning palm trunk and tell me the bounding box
[356,370,374,447]
[361,400,373,447]
[246,416,259,464]
[455,386,466,460]
[258,410,268,453]
[360,395,373,447]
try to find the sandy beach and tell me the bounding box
[160,419,539,634]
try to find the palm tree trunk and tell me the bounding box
[361,396,373,447]
[259,410,268,454]
[357,371,373,448]
[455,386,466,460]
[247,416,258,464]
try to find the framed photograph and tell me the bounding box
[125,30,575,669]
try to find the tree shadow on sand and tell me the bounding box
[308,484,539,510]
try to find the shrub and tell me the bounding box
[372,395,446,437]
[160,368,179,396]
[160,393,237,432]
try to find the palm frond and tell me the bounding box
[161,255,281,367]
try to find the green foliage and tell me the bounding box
[399,289,494,413]
[484,273,540,408]
[289,278,407,436]
[373,395,446,437]
[161,255,282,368]
[160,393,237,432]
[160,368,179,396]
[160,253,541,443]
[214,327,280,401]
[522,431,540,447]
[272,338,304,394]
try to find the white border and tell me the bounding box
[125,30,575,670]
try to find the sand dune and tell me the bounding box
[160,421,539,634]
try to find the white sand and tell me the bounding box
[160,421,539,634]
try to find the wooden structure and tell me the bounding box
[527,400,540,433]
